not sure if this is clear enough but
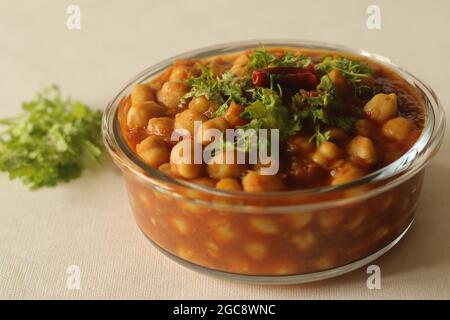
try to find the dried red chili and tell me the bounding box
[252,66,319,90]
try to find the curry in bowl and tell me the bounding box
[103,42,442,282]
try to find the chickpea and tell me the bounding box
[192,177,217,188]
[347,135,378,167]
[252,157,280,175]
[331,162,366,186]
[354,119,375,138]
[328,127,348,143]
[288,159,326,184]
[158,162,173,176]
[147,117,174,140]
[174,109,207,137]
[146,80,163,92]
[363,93,398,123]
[216,178,242,191]
[136,136,170,168]
[209,58,229,76]
[171,216,191,235]
[127,101,166,129]
[244,242,267,259]
[188,96,218,118]
[328,69,349,98]
[312,141,344,169]
[286,134,315,156]
[224,101,247,127]
[197,117,229,145]
[250,217,280,235]
[207,150,247,179]
[242,171,285,192]
[210,219,236,241]
[169,65,191,81]
[131,84,155,105]
[291,231,316,251]
[170,139,204,179]
[156,81,189,113]
[188,96,210,114]
[230,54,249,76]
[203,101,218,118]
[381,117,415,142]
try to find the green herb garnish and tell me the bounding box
[310,125,331,146]
[182,66,250,117]
[291,74,355,146]
[0,85,103,189]
[230,88,298,151]
[241,88,294,138]
[181,65,223,104]
[247,47,311,71]
[315,56,373,84]
[182,50,377,149]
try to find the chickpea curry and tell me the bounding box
[119,47,424,192]
[116,46,427,276]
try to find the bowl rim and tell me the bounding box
[102,39,445,211]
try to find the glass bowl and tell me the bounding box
[102,40,445,284]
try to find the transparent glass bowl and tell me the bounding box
[102,40,445,284]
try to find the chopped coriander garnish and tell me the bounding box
[220,71,249,106]
[310,125,331,146]
[315,56,373,84]
[181,65,223,104]
[182,65,251,116]
[334,116,357,132]
[182,49,378,149]
[247,47,277,70]
[291,74,356,145]
[0,85,103,189]
[232,88,297,152]
[247,47,312,71]
[277,51,312,69]
[241,88,294,138]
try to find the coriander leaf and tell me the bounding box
[181,65,223,104]
[309,125,331,146]
[182,66,251,115]
[292,75,341,110]
[240,88,296,138]
[247,47,312,71]
[291,74,353,145]
[219,71,250,106]
[0,85,103,189]
[333,116,356,132]
[315,56,373,84]
[246,47,277,70]
[212,102,229,118]
[276,51,312,68]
